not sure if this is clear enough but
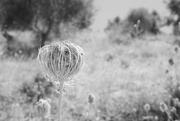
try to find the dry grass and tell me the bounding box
[0,30,179,121]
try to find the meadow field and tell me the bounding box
[0,30,180,121]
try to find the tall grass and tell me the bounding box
[0,30,179,121]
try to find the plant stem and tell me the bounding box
[87,104,92,120]
[57,81,64,121]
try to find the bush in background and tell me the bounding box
[126,8,160,34]
[106,8,160,35]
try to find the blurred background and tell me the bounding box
[1,0,180,121]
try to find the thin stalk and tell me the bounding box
[87,104,92,120]
[57,81,64,121]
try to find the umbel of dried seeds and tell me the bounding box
[38,41,84,82]
[38,41,84,121]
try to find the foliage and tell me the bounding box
[1,31,180,121]
[167,0,180,17]
[105,8,160,42]
[0,0,93,29]
[20,73,53,103]
[105,16,121,31]
[0,0,94,46]
[167,0,180,35]
[126,8,160,34]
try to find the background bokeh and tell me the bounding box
[1,0,180,121]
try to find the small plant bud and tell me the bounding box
[154,116,158,121]
[144,103,151,112]
[137,20,141,24]
[134,24,138,29]
[54,90,60,98]
[88,93,95,104]
[160,102,168,112]
[35,99,51,118]
[169,58,174,66]
[174,46,179,53]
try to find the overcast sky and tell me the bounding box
[91,0,170,30]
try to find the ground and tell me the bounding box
[0,31,179,121]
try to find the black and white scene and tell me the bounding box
[0,0,179,121]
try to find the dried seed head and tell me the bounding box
[35,99,51,118]
[88,93,95,104]
[174,45,179,53]
[144,103,151,112]
[169,58,174,66]
[38,41,84,82]
[159,102,168,112]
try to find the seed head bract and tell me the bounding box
[38,41,84,82]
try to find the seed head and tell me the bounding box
[35,99,51,118]
[154,116,158,121]
[137,20,141,24]
[174,46,179,53]
[134,24,137,28]
[169,58,174,66]
[144,103,151,112]
[88,93,95,104]
[38,41,84,82]
[159,102,168,112]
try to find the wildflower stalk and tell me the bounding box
[87,93,95,120]
[57,81,64,121]
[87,104,92,120]
[38,41,84,121]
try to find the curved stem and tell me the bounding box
[57,81,64,121]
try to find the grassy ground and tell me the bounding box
[0,31,179,121]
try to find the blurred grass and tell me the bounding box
[0,30,179,120]
[0,59,41,96]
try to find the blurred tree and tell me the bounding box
[167,0,180,35]
[0,0,94,46]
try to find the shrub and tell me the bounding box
[125,8,159,34]
[20,73,53,103]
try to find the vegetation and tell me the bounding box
[1,0,180,121]
[105,8,160,35]
[0,0,94,55]
[167,0,180,35]
[0,30,179,121]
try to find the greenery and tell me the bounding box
[1,0,180,121]
[0,0,94,46]
[126,8,160,34]
[0,30,179,121]
[167,0,180,35]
